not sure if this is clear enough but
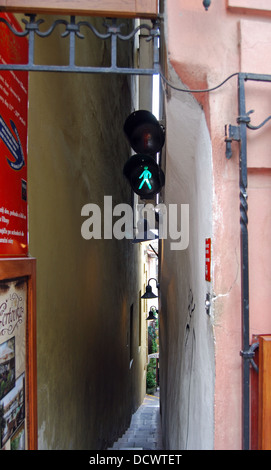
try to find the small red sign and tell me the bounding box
[0,13,28,256]
[205,238,211,282]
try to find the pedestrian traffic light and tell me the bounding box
[123,153,165,199]
[123,110,165,199]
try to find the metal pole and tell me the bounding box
[238,74,250,450]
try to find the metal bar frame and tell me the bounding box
[226,72,271,450]
[0,14,160,75]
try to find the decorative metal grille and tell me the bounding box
[0,14,160,75]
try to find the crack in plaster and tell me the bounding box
[212,247,240,303]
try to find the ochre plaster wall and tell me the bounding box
[27,16,146,449]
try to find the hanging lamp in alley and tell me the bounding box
[141,278,159,299]
[146,306,158,321]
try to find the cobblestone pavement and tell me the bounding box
[108,394,163,450]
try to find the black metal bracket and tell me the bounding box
[225,75,271,159]
[240,342,259,373]
[224,106,271,159]
[0,14,160,75]
[225,124,240,159]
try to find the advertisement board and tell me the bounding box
[0,258,37,450]
[0,278,27,449]
[0,13,28,256]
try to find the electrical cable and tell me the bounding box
[159,70,239,94]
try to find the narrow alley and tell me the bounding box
[108,392,163,450]
[1,1,271,453]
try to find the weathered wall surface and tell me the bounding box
[27,16,146,449]
[159,70,214,450]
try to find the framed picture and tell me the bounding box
[0,258,37,450]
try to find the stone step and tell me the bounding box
[108,394,163,451]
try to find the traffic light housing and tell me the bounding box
[123,110,165,199]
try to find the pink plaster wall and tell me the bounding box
[240,20,271,335]
[166,0,271,450]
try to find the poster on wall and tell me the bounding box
[0,13,28,256]
[0,277,27,450]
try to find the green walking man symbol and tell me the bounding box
[139,166,152,190]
